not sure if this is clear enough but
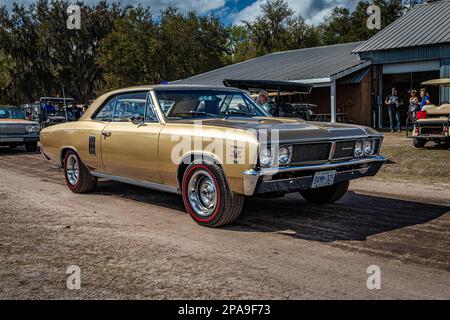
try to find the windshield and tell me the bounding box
[0,106,25,119]
[154,90,269,120]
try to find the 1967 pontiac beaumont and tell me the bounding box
[40,85,385,227]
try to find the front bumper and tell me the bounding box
[0,135,39,144]
[242,156,385,196]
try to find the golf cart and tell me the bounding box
[223,79,316,120]
[407,79,450,148]
[21,97,81,128]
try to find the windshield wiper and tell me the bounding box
[225,110,255,117]
[185,111,225,118]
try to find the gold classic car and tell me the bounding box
[40,85,385,227]
[0,105,40,152]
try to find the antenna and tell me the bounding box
[62,84,68,122]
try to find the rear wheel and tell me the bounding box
[182,162,244,228]
[63,150,97,193]
[445,139,450,148]
[25,141,38,152]
[413,138,426,148]
[300,181,349,204]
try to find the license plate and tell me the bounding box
[312,170,336,189]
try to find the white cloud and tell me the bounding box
[231,0,359,25]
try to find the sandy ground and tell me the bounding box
[0,147,449,299]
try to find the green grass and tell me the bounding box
[378,137,450,184]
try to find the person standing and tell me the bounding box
[385,88,403,133]
[408,90,419,121]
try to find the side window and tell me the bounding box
[113,92,147,122]
[145,95,158,122]
[222,94,251,114]
[94,96,116,122]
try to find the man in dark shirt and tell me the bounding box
[385,88,403,133]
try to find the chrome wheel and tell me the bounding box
[66,154,79,186]
[188,170,218,217]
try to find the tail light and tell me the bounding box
[415,127,420,135]
[444,127,449,135]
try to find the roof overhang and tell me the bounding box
[223,79,313,94]
[292,60,372,87]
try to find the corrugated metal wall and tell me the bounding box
[358,44,450,64]
[440,58,450,103]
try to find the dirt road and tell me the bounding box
[0,148,449,299]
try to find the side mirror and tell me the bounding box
[130,114,144,126]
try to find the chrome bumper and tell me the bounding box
[242,156,386,196]
[0,135,39,144]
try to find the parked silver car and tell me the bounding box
[0,105,40,152]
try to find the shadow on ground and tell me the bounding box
[94,180,449,243]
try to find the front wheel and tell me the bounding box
[182,162,244,228]
[63,150,98,193]
[300,181,349,204]
[25,141,38,152]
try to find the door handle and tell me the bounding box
[102,132,112,138]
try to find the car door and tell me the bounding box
[100,91,164,183]
[77,95,117,172]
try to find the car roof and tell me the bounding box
[107,84,244,94]
[79,84,244,121]
[0,105,18,108]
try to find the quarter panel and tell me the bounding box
[40,121,108,171]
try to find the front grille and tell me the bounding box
[0,124,27,135]
[333,141,355,159]
[291,143,331,163]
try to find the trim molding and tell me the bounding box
[91,171,179,194]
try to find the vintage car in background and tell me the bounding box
[0,105,40,152]
[21,97,81,128]
[40,85,385,228]
[408,79,450,148]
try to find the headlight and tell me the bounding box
[26,125,40,134]
[363,140,374,156]
[354,141,364,157]
[259,146,273,167]
[354,139,375,157]
[278,145,292,165]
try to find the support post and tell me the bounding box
[330,80,337,123]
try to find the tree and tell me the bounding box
[0,49,14,104]
[156,7,229,82]
[225,25,254,64]
[244,0,294,56]
[97,6,158,91]
[321,0,407,45]
[286,15,321,50]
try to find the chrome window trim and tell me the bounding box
[90,171,179,194]
[143,91,160,124]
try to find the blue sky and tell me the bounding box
[0,0,359,25]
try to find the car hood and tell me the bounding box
[0,119,37,125]
[176,117,381,143]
